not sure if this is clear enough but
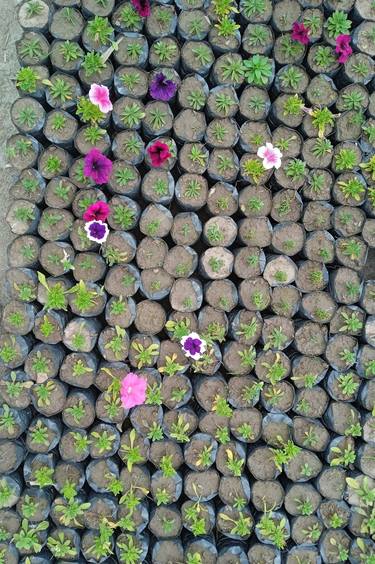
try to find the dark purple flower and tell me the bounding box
[335,34,352,64]
[184,338,201,355]
[84,220,109,244]
[180,332,206,361]
[83,148,113,185]
[149,73,177,101]
[291,21,310,45]
[131,0,150,17]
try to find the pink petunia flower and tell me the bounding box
[291,21,310,45]
[147,140,171,167]
[335,34,352,64]
[257,143,283,170]
[83,148,113,184]
[89,84,113,113]
[180,332,206,361]
[83,201,110,222]
[84,220,109,244]
[120,372,147,409]
[131,0,150,17]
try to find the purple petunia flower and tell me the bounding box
[180,332,206,361]
[131,0,150,17]
[291,21,310,45]
[149,72,177,101]
[335,34,352,64]
[84,220,109,244]
[83,148,113,185]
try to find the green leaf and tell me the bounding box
[37,271,48,289]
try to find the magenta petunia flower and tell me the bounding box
[257,143,283,170]
[83,148,113,185]
[147,140,172,167]
[335,34,352,64]
[180,332,206,361]
[149,72,177,101]
[120,372,147,409]
[89,84,113,113]
[291,21,310,45]
[84,220,109,244]
[83,201,110,222]
[131,0,150,17]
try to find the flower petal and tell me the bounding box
[263,161,273,170]
[257,146,267,159]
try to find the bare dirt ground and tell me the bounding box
[0,0,21,305]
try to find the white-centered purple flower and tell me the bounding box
[181,332,206,361]
[84,219,109,244]
[257,142,283,170]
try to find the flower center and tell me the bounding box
[92,161,99,171]
[264,149,277,163]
